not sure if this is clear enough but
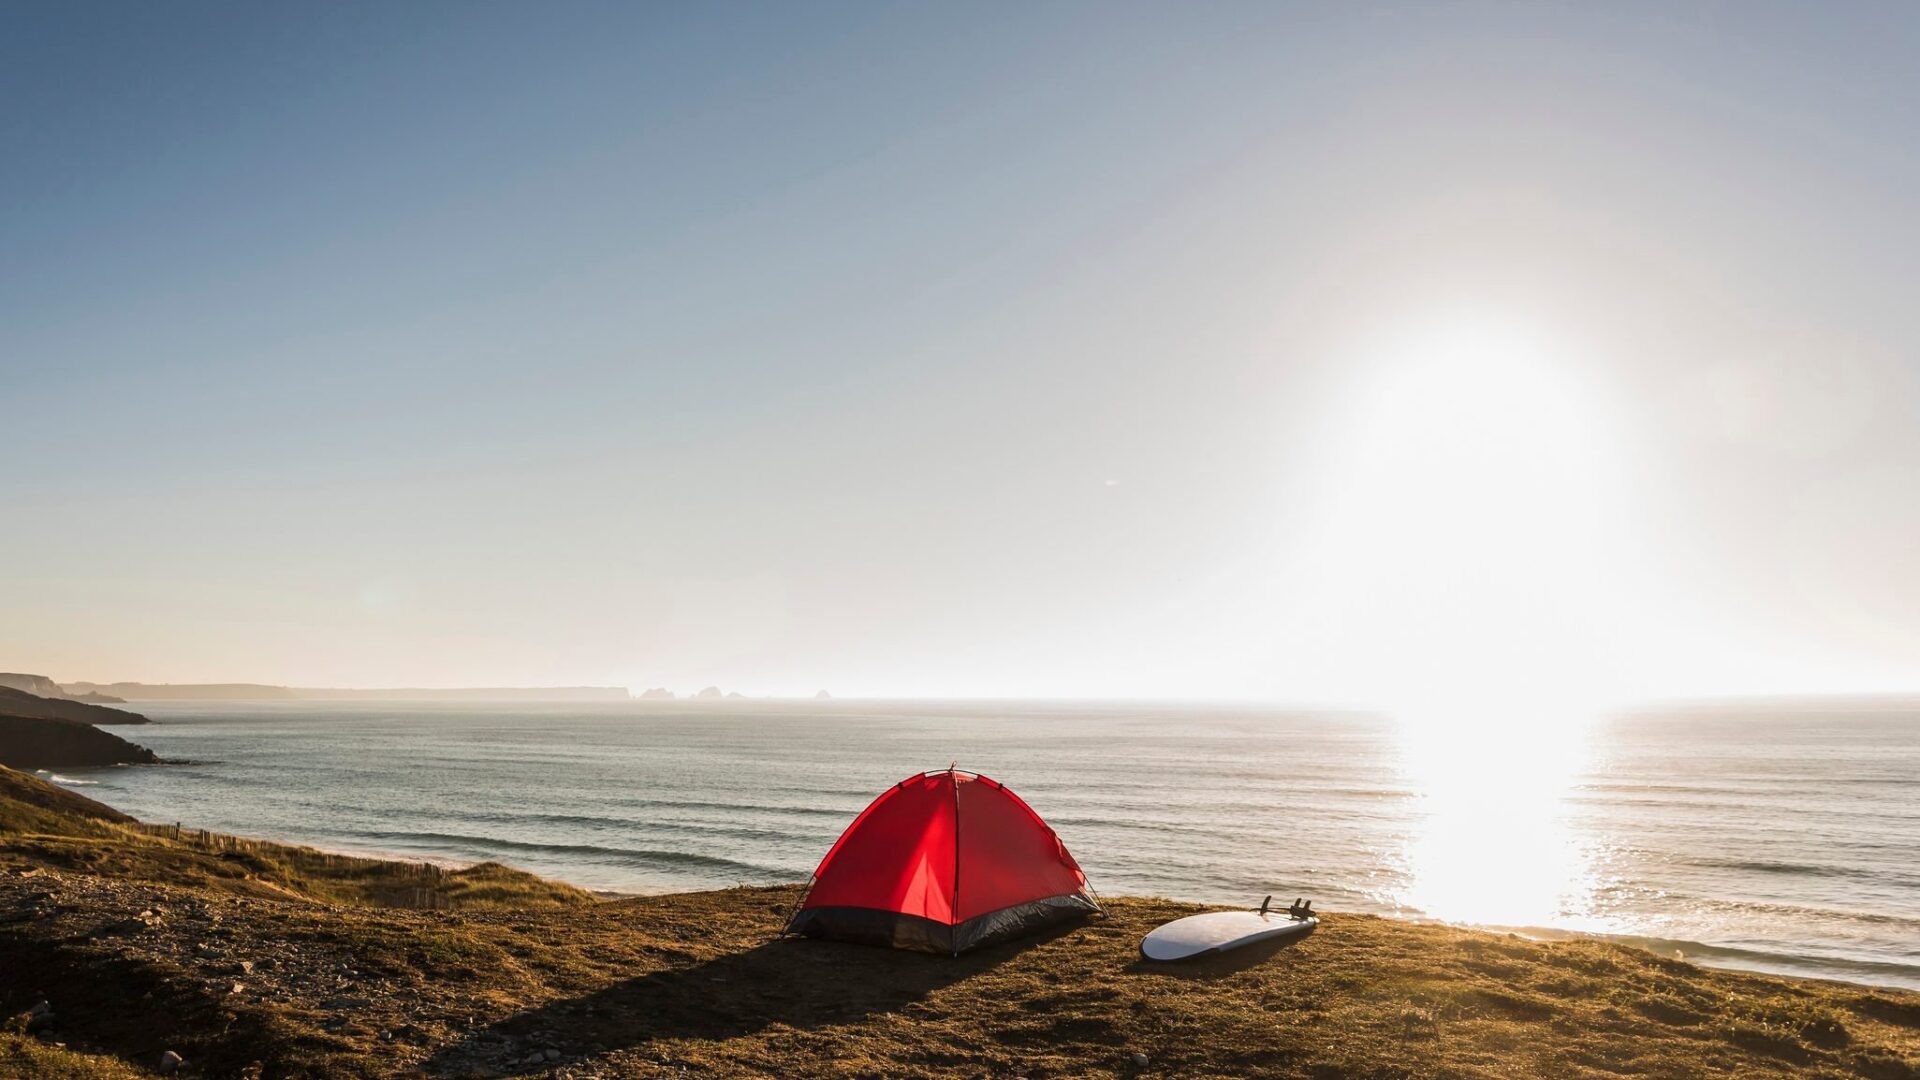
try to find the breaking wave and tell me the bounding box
[342,829,791,880]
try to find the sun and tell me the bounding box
[1284,305,1637,725]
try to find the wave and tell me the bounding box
[1682,855,1919,887]
[477,797,856,820]
[381,790,861,820]
[1568,796,1920,826]
[1642,894,1920,932]
[41,773,100,786]
[1498,925,1920,987]
[340,828,791,879]
[1047,815,1214,834]
[1577,777,1920,794]
[438,808,813,844]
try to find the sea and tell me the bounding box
[43,699,1920,990]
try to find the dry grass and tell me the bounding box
[0,766,588,911]
[0,764,134,830]
[2,766,1917,1078]
[0,1031,148,1080]
[5,829,590,910]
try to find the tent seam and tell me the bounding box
[949,766,962,956]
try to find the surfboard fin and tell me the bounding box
[1287,898,1314,920]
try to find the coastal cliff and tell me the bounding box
[0,686,149,726]
[0,716,159,770]
[0,674,66,698]
[0,673,128,704]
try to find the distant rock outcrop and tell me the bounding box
[0,685,149,725]
[0,715,159,769]
[725,691,746,699]
[695,686,724,700]
[637,688,675,700]
[814,690,833,700]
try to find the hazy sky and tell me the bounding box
[5,3,1917,704]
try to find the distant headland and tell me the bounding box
[62,683,633,703]
[0,682,149,725]
[51,682,838,703]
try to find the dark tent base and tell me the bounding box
[786,892,1100,955]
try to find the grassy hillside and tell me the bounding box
[0,766,587,910]
[0,764,135,827]
[2,766,1917,1078]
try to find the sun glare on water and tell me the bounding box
[1391,707,1599,929]
[1296,307,1633,928]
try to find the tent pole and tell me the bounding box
[950,765,962,956]
[773,874,817,941]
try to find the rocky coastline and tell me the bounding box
[0,716,160,770]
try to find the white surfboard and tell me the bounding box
[1141,901,1318,961]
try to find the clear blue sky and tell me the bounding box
[5,2,1918,702]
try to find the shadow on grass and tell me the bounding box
[425,925,1080,1075]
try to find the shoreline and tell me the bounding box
[92,697,1919,1005]
[40,770,1920,994]
[56,783,1920,994]
[4,764,1918,1078]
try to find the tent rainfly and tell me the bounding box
[784,768,1100,954]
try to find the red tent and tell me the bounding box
[784,769,1101,954]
